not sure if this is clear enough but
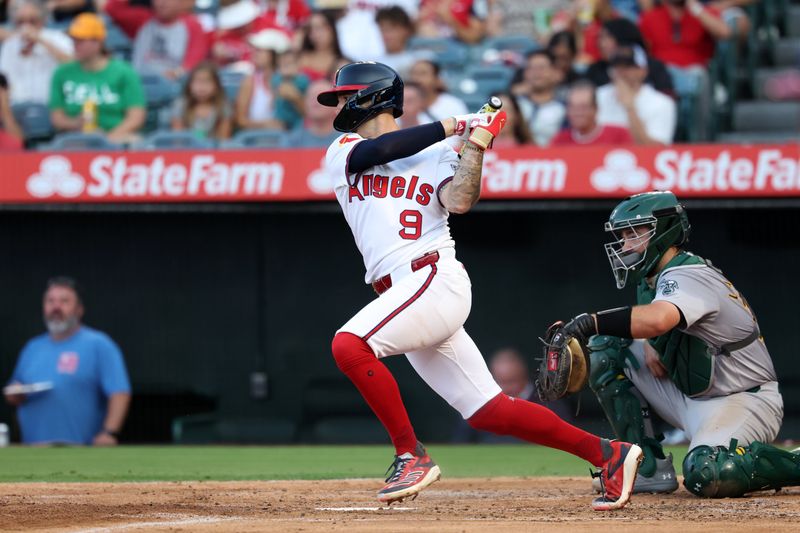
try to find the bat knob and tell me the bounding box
[488,96,503,110]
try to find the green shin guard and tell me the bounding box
[588,335,667,478]
[683,439,800,498]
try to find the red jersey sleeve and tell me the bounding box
[181,16,211,71]
[105,0,153,39]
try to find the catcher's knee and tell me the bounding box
[682,445,750,498]
[587,335,633,391]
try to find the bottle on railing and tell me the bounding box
[82,97,98,133]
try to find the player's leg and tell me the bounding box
[680,382,798,497]
[331,256,472,503]
[588,336,680,493]
[406,328,643,510]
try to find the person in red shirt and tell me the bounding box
[417,0,486,44]
[129,0,210,80]
[639,0,730,141]
[261,0,310,32]
[551,81,633,146]
[639,0,730,68]
[579,0,619,64]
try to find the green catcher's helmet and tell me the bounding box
[604,191,690,289]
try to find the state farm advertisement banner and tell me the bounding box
[0,143,797,203]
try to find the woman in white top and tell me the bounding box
[235,28,308,131]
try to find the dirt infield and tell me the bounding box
[1,478,799,533]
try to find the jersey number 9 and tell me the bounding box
[399,210,422,240]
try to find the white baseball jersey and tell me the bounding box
[325,132,458,284]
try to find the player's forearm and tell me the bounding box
[443,143,484,214]
[103,392,131,433]
[348,122,446,174]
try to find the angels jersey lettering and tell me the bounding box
[325,133,457,283]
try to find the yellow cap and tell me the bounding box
[68,13,106,41]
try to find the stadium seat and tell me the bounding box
[478,34,539,64]
[407,37,470,71]
[451,91,494,112]
[136,131,215,150]
[105,23,133,61]
[139,73,181,133]
[288,129,339,148]
[456,65,515,96]
[41,132,123,151]
[733,100,800,132]
[716,131,800,143]
[12,103,54,142]
[194,0,219,15]
[220,129,287,149]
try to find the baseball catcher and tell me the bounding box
[540,190,800,497]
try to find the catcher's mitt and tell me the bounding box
[535,320,590,402]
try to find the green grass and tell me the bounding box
[0,445,690,483]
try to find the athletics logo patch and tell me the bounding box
[658,279,679,296]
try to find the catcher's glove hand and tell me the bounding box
[535,319,591,402]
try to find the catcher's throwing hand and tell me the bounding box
[643,342,668,378]
[535,320,591,402]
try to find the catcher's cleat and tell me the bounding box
[377,442,441,505]
[592,441,644,511]
[592,453,679,494]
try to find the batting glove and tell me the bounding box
[451,112,496,139]
[466,111,507,150]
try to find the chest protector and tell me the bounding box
[637,252,713,397]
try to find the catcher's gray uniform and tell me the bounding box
[624,262,782,449]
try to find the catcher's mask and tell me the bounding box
[604,191,690,289]
[316,61,404,133]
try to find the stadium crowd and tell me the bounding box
[0,0,794,150]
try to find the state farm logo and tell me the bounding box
[27,156,86,198]
[590,150,650,192]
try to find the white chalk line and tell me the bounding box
[314,506,417,512]
[71,515,242,533]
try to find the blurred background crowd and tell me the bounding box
[0,0,796,151]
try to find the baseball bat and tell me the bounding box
[478,96,503,114]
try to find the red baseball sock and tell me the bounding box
[468,393,606,466]
[331,332,418,456]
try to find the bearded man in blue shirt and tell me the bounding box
[4,277,131,445]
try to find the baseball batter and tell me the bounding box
[546,191,800,497]
[318,61,643,510]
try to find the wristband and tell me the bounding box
[594,306,633,339]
